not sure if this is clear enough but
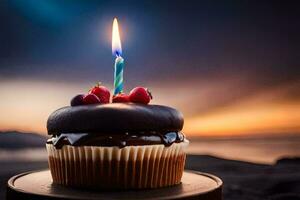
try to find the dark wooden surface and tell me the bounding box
[6,169,222,200]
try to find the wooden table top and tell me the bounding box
[7,169,222,200]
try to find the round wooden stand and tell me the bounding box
[7,169,222,200]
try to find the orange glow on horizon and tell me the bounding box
[0,79,299,137]
[184,101,300,136]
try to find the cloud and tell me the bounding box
[184,80,300,136]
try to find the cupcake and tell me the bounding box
[46,87,189,189]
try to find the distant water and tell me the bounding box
[1,135,300,164]
[0,148,47,162]
[187,135,300,164]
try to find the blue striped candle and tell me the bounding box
[114,55,124,95]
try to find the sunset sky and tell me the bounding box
[1,0,299,136]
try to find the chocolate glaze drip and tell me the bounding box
[47,131,185,149]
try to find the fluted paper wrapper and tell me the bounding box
[46,142,188,189]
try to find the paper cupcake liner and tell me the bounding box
[46,142,188,189]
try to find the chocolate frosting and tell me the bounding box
[47,103,184,135]
[47,131,186,149]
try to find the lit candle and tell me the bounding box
[112,18,124,95]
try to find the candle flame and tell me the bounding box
[112,18,122,56]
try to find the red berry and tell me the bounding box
[89,84,110,104]
[129,87,152,104]
[70,94,84,106]
[112,93,130,103]
[83,93,101,105]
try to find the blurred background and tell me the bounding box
[1,0,300,199]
